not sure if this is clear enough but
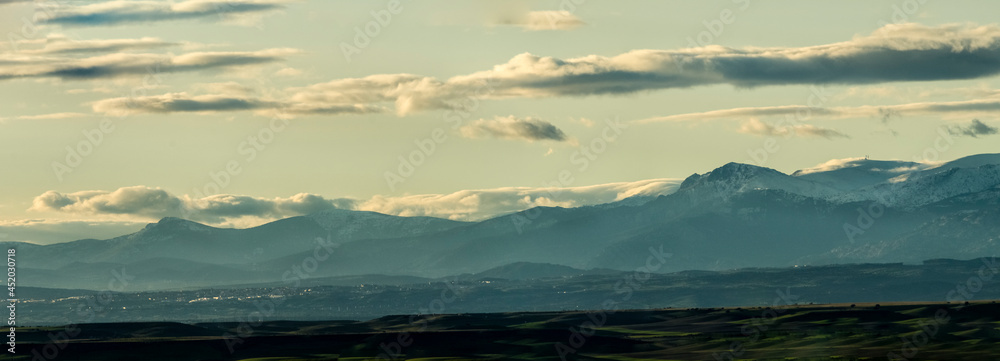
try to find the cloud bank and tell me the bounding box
[29,179,682,226]
[29,186,356,224]
[89,23,1000,117]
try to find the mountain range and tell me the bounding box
[8,153,1000,291]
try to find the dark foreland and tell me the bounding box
[15,301,1000,360]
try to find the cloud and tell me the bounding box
[274,67,302,77]
[192,81,257,96]
[835,85,1000,102]
[92,73,411,116]
[31,187,184,218]
[637,98,1000,124]
[89,23,1000,119]
[355,179,682,221]
[948,119,999,138]
[9,35,180,55]
[29,186,356,224]
[13,112,87,120]
[92,92,280,115]
[92,92,384,116]
[738,119,850,139]
[190,193,356,219]
[42,0,292,27]
[448,23,1000,97]
[793,157,933,176]
[496,10,585,31]
[459,116,568,142]
[0,48,299,81]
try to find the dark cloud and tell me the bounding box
[93,93,280,115]
[948,119,999,138]
[460,116,568,142]
[92,92,383,116]
[449,23,1000,98]
[92,23,1000,118]
[43,0,290,26]
[0,48,298,81]
[878,107,900,123]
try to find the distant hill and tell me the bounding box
[465,262,618,280]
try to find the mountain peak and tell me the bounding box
[709,162,776,178]
[143,217,212,233]
[679,162,781,190]
[675,161,841,201]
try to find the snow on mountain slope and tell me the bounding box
[306,208,468,239]
[829,164,1000,207]
[926,153,1000,172]
[782,153,1000,207]
[677,162,841,201]
[792,158,930,191]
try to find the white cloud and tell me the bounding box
[6,35,181,55]
[497,10,586,31]
[638,97,1000,124]
[793,157,934,176]
[15,112,88,120]
[274,67,303,77]
[28,179,683,228]
[355,178,682,221]
[737,119,850,139]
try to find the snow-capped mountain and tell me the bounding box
[307,207,467,239]
[787,154,1000,208]
[671,153,1000,208]
[677,162,841,202]
[10,153,1000,290]
[792,158,930,191]
[826,163,1000,207]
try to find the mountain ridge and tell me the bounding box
[11,153,1000,290]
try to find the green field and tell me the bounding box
[14,301,1000,360]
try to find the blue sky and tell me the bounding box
[2,0,999,244]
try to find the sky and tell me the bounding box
[2,0,1000,244]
